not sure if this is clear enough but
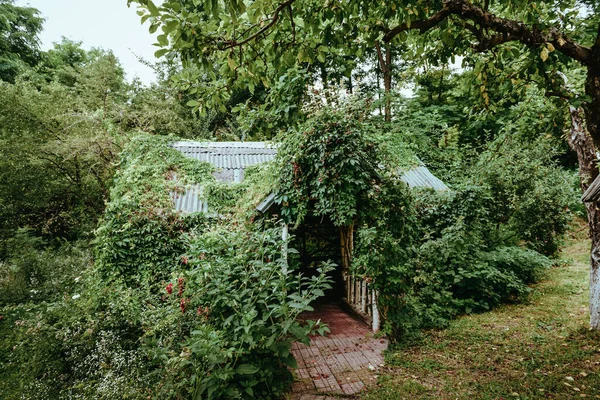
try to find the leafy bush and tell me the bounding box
[0,229,91,305]
[473,137,574,256]
[2,133,334,399]
[94,134,214,284]
[91,134,332,399]
[149,224,333,399]
[274,98,560,345]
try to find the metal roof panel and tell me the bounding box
[169,141,448,214]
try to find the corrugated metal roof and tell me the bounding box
[171,184,209,214]
[172,141,277,182]
[169,141,448,214]
[400,164,449,191]
[170,141,277,214]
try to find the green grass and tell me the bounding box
[363,224,600,400]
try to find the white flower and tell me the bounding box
[72,294,81,300]
[74,276,81,282]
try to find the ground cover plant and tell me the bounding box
[363,222,600,399]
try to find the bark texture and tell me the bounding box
[375,41,392,122]
[566,106,600,329]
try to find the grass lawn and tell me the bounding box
[363,225,600,399]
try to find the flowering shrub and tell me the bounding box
[149,224,333,399]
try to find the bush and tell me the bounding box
[0,229,91,305]
[91,134,332,399]
[150,224,333,399]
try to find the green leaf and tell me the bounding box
[157,34,169,47]
[281,353,298,368]
[186,99,199,107]
[146,0,159,16]
[163,20,178,34]
[235,364,258,375]
[154,48,169,58]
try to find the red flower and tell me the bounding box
[181,256,188,265]
[177,277,185,296]
[166,283,173,295]
[197,306,210,320]
[180,298,189,313]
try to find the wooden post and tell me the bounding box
[372,290,380,333]
[361,281,367,314]
[281,222,289,275]
[340,223,355,304]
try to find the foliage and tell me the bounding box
[151,225,333,399]
[273,97,564,344]
[94,134,214,284]
[0,229,91,305]
[119,75,216,139]
[0,44,125,244]
[1,130,334,399]
[1,2,587,394]
[472,137,574,256]
[276,98,415,227]
[0,0,43,83]
[364,229,600,399]
[92,133,330,399]
[129,0,598,121]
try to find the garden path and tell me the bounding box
[289,304,387,399]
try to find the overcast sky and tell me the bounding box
[16,0,159,84]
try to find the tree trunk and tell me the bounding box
[375,41,392,122]
[383,43,392,121]
[566,105,600,328]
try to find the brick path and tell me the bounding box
[288,303,388,399]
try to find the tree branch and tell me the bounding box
[288,5,296,43]
[383,7,452,42]
[384,0,593,66]
[221,0,295,50]
[374,41,387,76]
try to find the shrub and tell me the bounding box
[0,228,92,305]
[91,134,333,399]
[150,224,333,399]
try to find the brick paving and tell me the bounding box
[288,303,388,399]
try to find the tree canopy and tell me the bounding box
[0,0,43,82]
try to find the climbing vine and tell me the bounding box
[91,133,333,399]
[275,99,555,344]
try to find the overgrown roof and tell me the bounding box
[170,141,448,215]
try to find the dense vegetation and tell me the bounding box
[0,0,592,398]
[365,228,600,399]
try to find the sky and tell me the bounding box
[16,0,160,84]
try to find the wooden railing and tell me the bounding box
[340,224,380,333]
[343,272,380,332]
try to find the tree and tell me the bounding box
[0,0,43,82]
[131,0,600,328]
[0,41,128,243]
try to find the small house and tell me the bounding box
[170,141,448,332]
